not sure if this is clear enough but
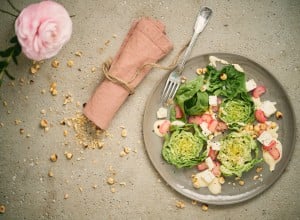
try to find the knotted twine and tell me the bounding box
[102,40,190,95]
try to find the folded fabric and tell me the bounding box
[83,17,173,130]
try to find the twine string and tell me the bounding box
[102,40,190,95]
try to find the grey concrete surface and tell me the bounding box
[0,0,299,219]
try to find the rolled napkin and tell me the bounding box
[83,17,173,129]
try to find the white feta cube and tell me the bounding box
[210,141,221,151]
[260,101,277,117]
[209,95,218,106]
[201,170,215,184]
[257,131,273,146]
[205,157,215,170]
[246,79,257,92]
[200,122,212,136]
[156,107,168,119]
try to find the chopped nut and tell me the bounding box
[256,167,263,173]
[92,184,98,189]
[176,201,185,209]
[107,177,115,185]
[91,67,96,73]
[14,119,22,125]
[269,122,277,129]
[238,180,245,186]
[119,151,126,157]
[201,204,209,211]
[110,187,116,193]
[218,176,225,184]
[64,193,69,199]
[48,170,54,177]
[51,60,60,68]
[180,76,187,83]
[75,51,83,57]
[191,200,197,205]
[253,175,259,180]
[50,82,58,96]
[67,60,74,67]
[119,182,126,186]
[79,187,83,192]
[19,128,25,134]
[124,146,131,154]
[275,111,283,119]
[196,68,207,75]
[63,130,68,137]
[0,204,5,214]
[121,128,127,137]
[50,154,58,162]
[65,152,73,160]
[40,119,48,128]
[220,73,227,80]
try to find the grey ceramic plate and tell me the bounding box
[143,53,296,205]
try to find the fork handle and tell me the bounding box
[178,6,212,74]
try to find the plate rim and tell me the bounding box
[142,52,296,205]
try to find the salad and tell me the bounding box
[153,56,283,195]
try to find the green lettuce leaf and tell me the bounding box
[219,92,255,130]
[205,64,247,99]
[174,76,209,120]
[217,132,262,177]
[162,124,207,168]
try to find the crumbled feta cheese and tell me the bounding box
[257,131,273,146]
[201,170,215,184]
[205,157,215,170]
[209,96,218,106]
[171,120,185,127]
[210,141,221,151]
[156,107,168,119]
[260,101,277,117]
[200,122,212,136]
[246,79,257,91]
[252,97,262,109]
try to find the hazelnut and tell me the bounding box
[50,154,58,162]
[220,73,227,80]
[275,111,283,119]
[0,204,5,214]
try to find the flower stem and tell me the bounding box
[7,0,20,13]
[0,8,17,18]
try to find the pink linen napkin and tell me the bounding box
[83,17,173,129]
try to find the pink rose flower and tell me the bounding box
[15,0,72,61]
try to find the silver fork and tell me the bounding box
[161,6,213,103]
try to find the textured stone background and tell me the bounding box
[0,0,299,219]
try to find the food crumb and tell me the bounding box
[67,60,74,67]
[48,170,54,177]
[0,204,5,214]
[191,200,197,205]
[50,82,58,96]
[238,180,245,186]
[65,152,73,160]
[201,204,209,211]
[175,200,185,209]
[92,184,98,189]
[107,177,115,185]
[75,51,83,57]
[121,128,127,137]
[50,154,58,162]
[91,67,96,73]
[64,193,69,199]
[256,167,263,173]
[110,187,116,193]
[51,60,60,68]
[40,119,48,128]
[79,187,83,192]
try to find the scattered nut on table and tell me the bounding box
[50,154,58,162]
[0,204,5,214]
